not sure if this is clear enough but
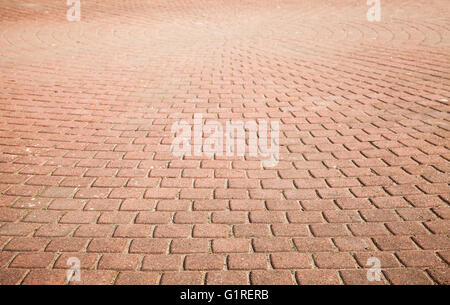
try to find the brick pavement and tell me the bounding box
[0,0,449,285]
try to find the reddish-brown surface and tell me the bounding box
[0,0,449,284]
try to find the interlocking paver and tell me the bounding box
[0,0,449,285]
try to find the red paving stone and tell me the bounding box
[0,0,449,285]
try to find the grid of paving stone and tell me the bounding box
[0,0,449,284]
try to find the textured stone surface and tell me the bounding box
[0,0,449,284]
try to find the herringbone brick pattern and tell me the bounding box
[0,0,449,284]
